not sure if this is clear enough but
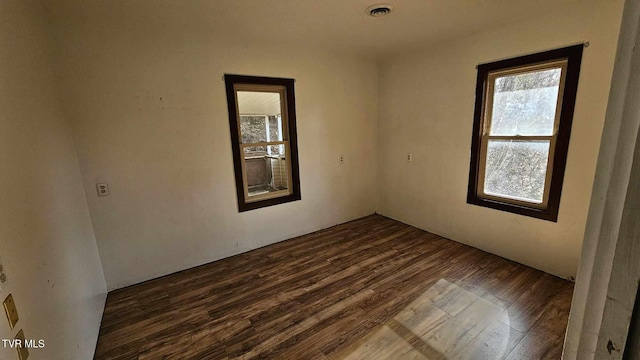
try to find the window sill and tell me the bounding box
[467,195,558,222]
[239,193,301,212]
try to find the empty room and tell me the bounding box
[2,0,640,359]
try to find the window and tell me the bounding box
[224,74,301,212]
[467,45,584,221]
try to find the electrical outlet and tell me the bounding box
[15,329,29,360]
[407,153,413,162]
[339,154,344,164]
[96,183,110,196]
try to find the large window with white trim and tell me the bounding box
[467,45,584,221]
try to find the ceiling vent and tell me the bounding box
[366,4,393,17]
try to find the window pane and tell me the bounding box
[240,115,283,145]
[240,116,268,143]
[244,146,288,198]
[484,140,550,203]
[268,143,284,156]
[490,68,561,136]
[271,115,283,141]
[243,144,266,156]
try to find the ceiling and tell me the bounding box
[44,0,587,60]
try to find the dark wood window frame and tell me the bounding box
[467,45,584,222]
[224,74,301,212]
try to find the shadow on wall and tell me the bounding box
[624,285,640,359]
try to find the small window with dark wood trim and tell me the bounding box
[224,74,301,212]
[467,45,583,221]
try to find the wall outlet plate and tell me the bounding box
[96,183,110,196]
[15,329,29,360]
[3,293,19,329]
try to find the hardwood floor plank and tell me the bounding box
[94,215,574,360]
[98,306,211,354]
[503,284,574,360]
[228,289,376,359]
[94,341,140,360]
[419,295,505,357]
[452,320,524,360]
[261,308,371,359]
[337,324,432,360]
[418,279,478,316]
[503,274,572,333]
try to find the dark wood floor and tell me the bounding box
[94,215,574,360]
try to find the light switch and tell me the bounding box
[3,294,19,329]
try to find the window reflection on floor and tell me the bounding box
[340,279,518,360]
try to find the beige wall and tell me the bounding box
[377,1,624,279]
[0,1,106,359]
[46,4,378,290]
[563,0,640,357]
[0,0,626,357]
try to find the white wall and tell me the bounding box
[377,0,623,279]
[562,0,640,357]
[46,4,378,290]
[45,0,623,291]
[0,1,106,359]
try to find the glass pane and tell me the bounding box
[267,143,285,156]
[239,115,283,144]
[484,140,550,203]
[243,144,266,156]
[490,67,561,136]
[240,116,268,143]
[270,115,283,141]
[244,145,288,198]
